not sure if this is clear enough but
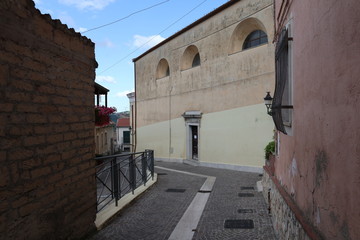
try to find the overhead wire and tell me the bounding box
[82,0,171,33]
[98,0,209,74]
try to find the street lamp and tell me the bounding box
[264,92,273,116]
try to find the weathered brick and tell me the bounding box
[52,96,70,105]
[38,85,56,95]
[21,158,42,170]
[53,124,70,133]
[6,91,32,102]
[35,185,55,198]
[46,133,64,144]
[0,151,5,162]
[8,149,34,161]
[24,135,46,146]
[11,79,34,92]
[65,114,80,122]
[16,103,38,113]
[22,57,47,72]
[45,154,61,164]
[12,196,29,209]
[0,198,8,214]
[61,149,76,160]
[63,166,78,178]
[34,125,52,135]
[31,166,51,179]
[32,95,49,103]
[71,139,84,148]
[64,132,77,141]
[51,161,65,172]
[0,167,9,187]
[0,103,14,112]
[19,202,40,217]
[26,113,47,124]
[0,64,9,87]
[0,49,22,65]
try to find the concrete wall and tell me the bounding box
[0,0,97,239]
[134,0,275,170]
[268,0,360,239]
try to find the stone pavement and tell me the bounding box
[89,161,277,240]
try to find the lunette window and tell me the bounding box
[243,30,268,50]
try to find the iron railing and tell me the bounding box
[95,150,154,212]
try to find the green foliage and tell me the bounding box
[264,140,275,160]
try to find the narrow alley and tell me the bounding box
[90,162,276,240]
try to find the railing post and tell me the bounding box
[129,154,135,194]
[146,150,154,180]
[112,157,119,207]
[141,152,147,185]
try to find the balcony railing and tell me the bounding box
[95,150,154,212]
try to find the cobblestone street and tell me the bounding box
[90,162,276,240]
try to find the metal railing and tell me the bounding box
[95,150,154,212]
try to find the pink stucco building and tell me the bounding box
[262,0,360,239]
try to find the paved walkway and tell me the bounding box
[89,162,277,240]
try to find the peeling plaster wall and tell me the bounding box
[272,0,360,239]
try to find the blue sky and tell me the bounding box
[34,0,229,112]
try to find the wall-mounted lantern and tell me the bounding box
[264,91,293,116]
[264,91,273,116]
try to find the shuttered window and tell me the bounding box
[272,28,292,134]
[123,131,130,144]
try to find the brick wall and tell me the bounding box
[0,0,97,239]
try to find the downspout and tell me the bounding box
[133,61,137,153]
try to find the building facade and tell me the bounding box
[133,0,275,172]
[116,118,131,152]
[262,0,360,239]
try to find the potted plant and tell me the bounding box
[264,140,275,175]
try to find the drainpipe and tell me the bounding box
[133,61,137,153]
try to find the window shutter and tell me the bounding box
[272,29,289,134]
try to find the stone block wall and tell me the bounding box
[0,0,97,239]
[262,169,322,240]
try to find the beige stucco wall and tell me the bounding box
[95,125,115,155]
[136,104,273,169]
[134,0,275,169]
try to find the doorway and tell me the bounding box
[190,125,198,159]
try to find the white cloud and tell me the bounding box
[58,0,115,10]
[76,27,88,33]
[116,89,134,97]
[133,35,165,49]
[96,76,116,84]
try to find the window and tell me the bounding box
[192,53,200,67]
[181,45,200,70]
[243,30,268,50]
[156,58,170,79]
[272,26,293,135]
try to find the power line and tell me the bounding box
[99,0,208,74]
[83,0,171,33]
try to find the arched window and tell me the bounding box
[192,53,200,67]
[243,30,268,50]
[181,45,200,70]
[156,58,170,79]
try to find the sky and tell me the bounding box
[34,0,230,112]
